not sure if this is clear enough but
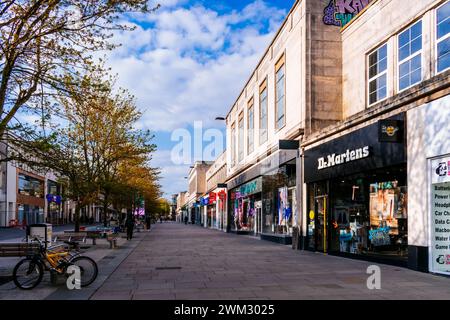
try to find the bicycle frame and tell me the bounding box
[28,238,80,274]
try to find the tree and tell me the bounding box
[59,70,157,230]
[14,67,159,231]
[0,0,160,138]
[113,156,161,219]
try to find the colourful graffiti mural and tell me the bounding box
[323,0,373,28]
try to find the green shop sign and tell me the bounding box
[237,178,262,198]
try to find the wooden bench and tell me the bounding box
[0,243,40,257]
[54,232,87,244]
[86,231,101,245]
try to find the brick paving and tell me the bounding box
[90,222,450,300]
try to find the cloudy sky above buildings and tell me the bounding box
[107,0,296,197]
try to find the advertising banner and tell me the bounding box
[430,156,450,275]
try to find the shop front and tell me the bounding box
[17,171,45,226]
[304,114,408,265]
[230,177,262,235]
[260,160,297,244]
[217,188,227,231]
[204,189,227,230]
[226,141,300,242]
[407,95,450,273]
[200,196,209,228]
[207,201,215,228]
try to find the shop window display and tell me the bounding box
[329,172,408,258]
[232,194,259,232]
[230,178,262,233]
[262,162,296,235]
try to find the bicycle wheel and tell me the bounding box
[13,258,44,290]
[67,256,98,287]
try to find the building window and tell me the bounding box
[437,1,450,73]
[247,98,254,155]
[231,123,236,167]
[238,112,244,163]
[47,180,59,195]
[398,20,422,91]
[368,44,388,105]
[259,79,268,144]
[275,55,285,130]
[18,174,44,198]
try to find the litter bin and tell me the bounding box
[292,226,299,250]
[26,223,52,249]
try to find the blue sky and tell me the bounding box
[104,0,296,198]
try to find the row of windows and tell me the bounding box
[368,1,450,105]
[231,57,286,167]
[230,1,450,167]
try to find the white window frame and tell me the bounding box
[367,43,388,107]
[275,59,286,131]
[436,1,450,74]
[397,20,423,93]
[259,79,268,145]
[238,113,244,163]
[231,123,236,167]
[247,99,254,155]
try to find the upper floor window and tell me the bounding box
[231,122,236,167]
[18,174,44,198]
[275,56,286,130]
[238,112,244,163]
[398,20,422,91]
[247,98,254,155]
[47,180,60,195]
[259,79,268,144]
[437,1,450,73]
[368,44,388,105]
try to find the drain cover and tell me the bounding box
[155,267,182,270]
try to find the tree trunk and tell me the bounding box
[74,203,81,232]
[103,193,109,227]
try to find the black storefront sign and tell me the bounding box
[304,114,406,183]
[378,119,404,143]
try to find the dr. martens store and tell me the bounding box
[304,115,408,266]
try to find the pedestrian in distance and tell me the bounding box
[145,215,151,230]
[125,214,135,240]
[184,215,188,225]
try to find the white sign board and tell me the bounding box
[430,156,450,275]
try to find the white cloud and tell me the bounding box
[106,0,287,132]
[150,149,190,195]
[103,1,288,196]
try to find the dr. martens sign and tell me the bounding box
[318,146,370,170]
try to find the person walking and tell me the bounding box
[145,215,151,230]
[125,214,135,240]
[184,215,188,225]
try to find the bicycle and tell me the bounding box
[12,237,98,290]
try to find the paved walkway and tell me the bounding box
[91,223,450,300]
[0,230,145,300]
